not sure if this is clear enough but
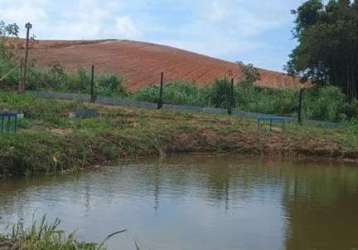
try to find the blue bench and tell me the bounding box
[0,112,18,133]
[257,116,286,131]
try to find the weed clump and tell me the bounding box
[0,217,105,250]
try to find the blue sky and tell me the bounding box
[0,0,306,72]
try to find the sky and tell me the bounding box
[0,0,306,72]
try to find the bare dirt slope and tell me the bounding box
[15,39,300,91]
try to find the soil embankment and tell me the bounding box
[0,92,357,178]
[10,39,300,91]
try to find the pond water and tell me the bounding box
[1,155,358,250]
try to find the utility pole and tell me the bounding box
[20,22,32,93]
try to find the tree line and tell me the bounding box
[287,0,358,101]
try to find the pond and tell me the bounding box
[1,154,358,250]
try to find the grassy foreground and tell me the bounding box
[0,91,358,177]
[0,217,108,250]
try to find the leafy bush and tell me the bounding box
[0,40,127,96]
[132,79,355,122]
[206,78,233,108]
[0,41,19,88]
[132,84,159,103]
[1,217,106,250]
[133,80,207,106]
[343,100,358,120]
[96,74,126,96]
[235,81,297,115]
[25,64,127,96]
[303,86,347,122]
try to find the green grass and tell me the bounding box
[0,91,358,178]
[0,217,107,250]
[0,48,127,97]
[25,66,127,97]
[131,79,352,122]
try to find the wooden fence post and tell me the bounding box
[158,72,164,109]
[90,65,96,103]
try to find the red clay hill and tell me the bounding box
[14,39,300,91]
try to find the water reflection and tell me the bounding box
[0,155,358,250]
[281,162,358,250]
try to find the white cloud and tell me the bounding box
[0,0,49,36]
[207,0,232,22]
[49,0,140,40]
[116,16,141,39]
[0,0,303,70]
[0,0,142,40]
[199,0,293,38]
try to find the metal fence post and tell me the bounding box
[158,72,164,109]
[298,88,304,125]
[90,65,96,103]
[228,78,234,115]
[18,60,24,92]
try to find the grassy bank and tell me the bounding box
[0,217,108,250]
[0,91,358,177]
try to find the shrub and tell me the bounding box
[236,84,297,115]
[0,41,20,88]
[132,79,352,122]
[96,74,126,96]
[303,86,347,122]
[133,80,207,106]
[1,217,105,250]
[343,100,358,119]
[0,40,127,96]
[25,64,127,96]
[206,78,233,108]
[132,84,159,103]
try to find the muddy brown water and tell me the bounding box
[1,155,358,250]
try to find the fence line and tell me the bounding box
[29,90,294,118]
[29,90,340,128]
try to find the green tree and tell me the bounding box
[207,63,260,109]
[237,62,261,83]
[208,78,232,108]
[0,20,20,85]
[287,0,358,101]
[0,20,19,38]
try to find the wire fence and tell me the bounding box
[28,90,342,128]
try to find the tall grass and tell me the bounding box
[0,41,18,85]
[131,78,351,122]
[0,217,106,250]
[132,80,209,106]
[25,64,127,97]
[0,42,127,97]
[303,85,347,121]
